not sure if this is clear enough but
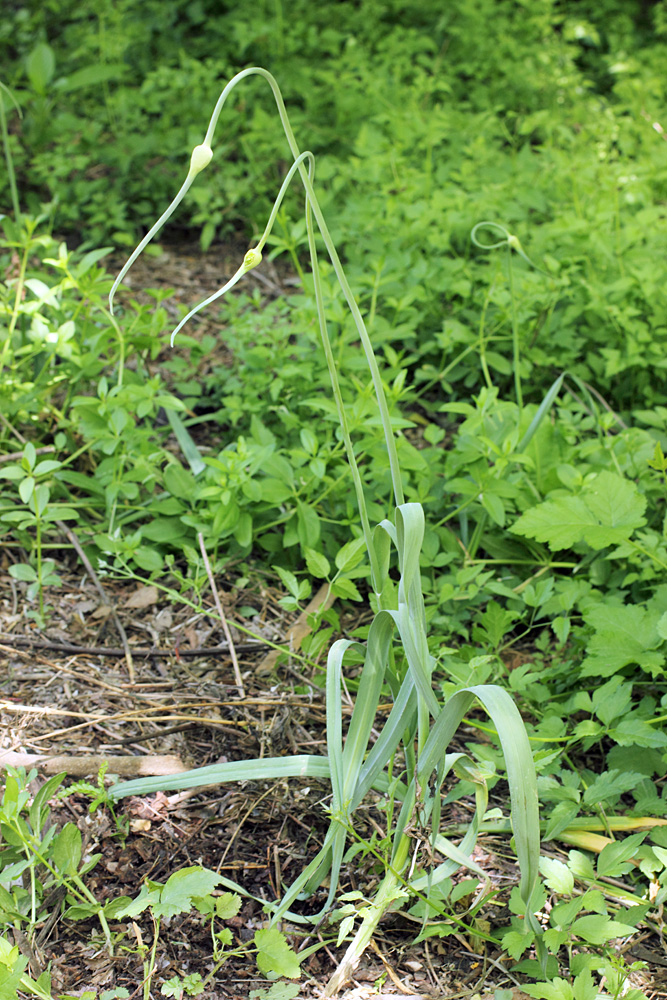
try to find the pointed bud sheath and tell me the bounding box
[188,143,213,178]
[507,234,521,251]
[242,248,262,271]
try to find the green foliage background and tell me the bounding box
[3,4,667,972]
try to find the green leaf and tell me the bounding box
[580,603,664,679]
[658,612,667,641]
[164,464,196,499]
[214,892,242,920]
[32,484,50,516]
[481,490,505,526]
[332,577,362,600]
[335,537,367,573]
[273,565,300,600]
[543,801,579,841]
[0,465,24,480]
[26,43,55,92]
[523,979,573,1000]
[296,501,320,550]
[566,850,595,881]
[572,914,635,945]
[606,744,664,776]
[249,984,301,1000]
[572,969,598,1000]
[501,928,534,960]
[23,442,36,471]
[133,546,164,572]
[18,477,35,504]
[32,460,61,476]
[59,63,126,93]
[103,896,133,920]
[51,823,82,875]
[539,856,574,895]
[254,928,301,979]
[583,769,641,807]
[597,833,646,878]
[113,884,162,919]
[475,600,517,648]
[153,866,224,919]
[511,472,646,551]
[8,564,37,583]
[63,903,100,921]
[166,410,205,475]
[161,974,204,997]
[304,547,330,578]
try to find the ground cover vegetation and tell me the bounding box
[1,0,667,996]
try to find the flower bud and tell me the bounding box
[243,248,262,271]
[189,143,213,177]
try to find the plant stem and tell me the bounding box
[507,242,523,410]
[0,85,21,223]
[204,68,405,510]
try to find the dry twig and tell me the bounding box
[198,533,245,696]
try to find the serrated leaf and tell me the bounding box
[523,978,573,1000]
[511,472,646,551]
[608,719,667,747]
[583,769,642,807]
[214,891,242,919]
[580,602,664,679]
[572,914,634,944]
[567,850,596,880]
[539,856,574,894]
[597,833,646,877]
[573,969,597,1000]
[110,884,159,919]
[254,927,301,979]
[550,895,586,929]
[153,866,224,919]
[332,577,362,600]
[544,801,580,841]
[501,928,534,960]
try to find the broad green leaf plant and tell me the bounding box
[108,68,543,990]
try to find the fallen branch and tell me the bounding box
[0,750,189,777]
[0,637,264,657]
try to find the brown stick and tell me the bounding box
[0,445,55,465]
[0,637,264,657]
[198,533,245,697]
[0,750,188,777]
